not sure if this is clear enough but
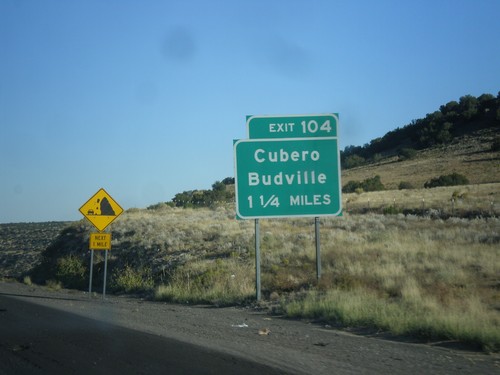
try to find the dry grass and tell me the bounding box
[155,257,255,305]
[344,182,500,215]
[260,213,500,350]
[23,188,493,350]
[124,197,499,350]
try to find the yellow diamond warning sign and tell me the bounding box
[79,188,123,231]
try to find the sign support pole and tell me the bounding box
[315,217,321,280]
[255,219,261,301]
[88,250,94,297]
[103,249,108,299]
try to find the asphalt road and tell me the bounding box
[0,281,498,374]
[0,295,285,375]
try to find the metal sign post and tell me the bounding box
[87,232,112,298]
[103,249,108,299]
[315,217,321,280]
[255,219,261,301]
[88,250,94,297]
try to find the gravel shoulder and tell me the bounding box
[1,280,498,374]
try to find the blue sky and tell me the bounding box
[1,0,499,223]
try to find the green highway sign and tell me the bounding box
[234,137,342,219]
[246,113,338,139]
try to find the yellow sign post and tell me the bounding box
[79,188,123,231]
[79,188,122,299]
[89,232,111,250]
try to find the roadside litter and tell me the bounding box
[258,328,271,336]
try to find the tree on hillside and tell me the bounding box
[341,92,500,169]
[459,95,478,120]
[424,173,469,188]
[222,177,235,185]
[343,154,365,169]
[440,100,459,116]
[169,180,234,208]
[398,147,417,161]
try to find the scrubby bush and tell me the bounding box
[424,173,469,188]
[398,181,414,190]
[363,175,385,191]
[147,202,171,210]
[111,264,154,294]
[46,279,63,290]
[491,137,500,152]
[343,154,365,169]
[452,190,469,200]
[343,176,385,193]
[169,179,235,208]
[383,205,402,215]
[55,255,87,289]
[342,180,362,193]
[398,148,417,161]
[372,153,383,163]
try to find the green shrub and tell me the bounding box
[111,265,154,294]
[491,137,500,152]
[398,181,414,190]
[343,176,385,193]
[343,154,365,169]
[362,175,385,192]
[372,153,383,163]
[383,205,402,215]
[55,255,87,289]
[398,148,417,161]
[342,180,362,193]
[424,173,469,188]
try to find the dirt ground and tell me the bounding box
[1,280,498,374]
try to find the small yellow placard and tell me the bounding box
[90,232,111,250]
[79,188,123,231]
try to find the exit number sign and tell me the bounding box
[246,113,338,139]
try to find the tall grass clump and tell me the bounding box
[155,257,254,305]
[283,289,500,351]
[23,275,32,286]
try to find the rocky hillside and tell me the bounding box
[0,222,70,278]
